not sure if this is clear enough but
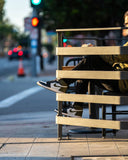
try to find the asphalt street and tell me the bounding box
[0,57,57,116]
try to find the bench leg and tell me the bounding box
[112,105,117,136]
[58,101,63,140]
[102,104,106,138]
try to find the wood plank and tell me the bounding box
[56,46,128,56]
[62,66,75,70]
[56,27,123,32]
[56,70,128,80]
[56,116,121,129]
[56,93,128,105]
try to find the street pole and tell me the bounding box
[31,8,43,76]
[38,21,43,70]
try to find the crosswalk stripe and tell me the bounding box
[0,86,43,108]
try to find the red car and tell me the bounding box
[8,47,30,60]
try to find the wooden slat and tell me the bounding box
[62,66,75,70]
[56,70,128,80]
[56,27,124,32]
[56,116,122,130]
[56,93,128,105]
[56,46,128,56]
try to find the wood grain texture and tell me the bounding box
[56,93,128,105]
[56,116,123,129]
[56,46,128,56]
[56,70,128,80]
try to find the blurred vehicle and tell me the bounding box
[8,47,30,60]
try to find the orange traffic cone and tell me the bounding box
[17,58,25,77]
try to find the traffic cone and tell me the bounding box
[17,58,25,77]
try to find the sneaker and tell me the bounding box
[54,105,83,117]
[37,80,68,93]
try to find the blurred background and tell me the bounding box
[0,0,128,74]
[0,0,128,64]
[0,0,128,117]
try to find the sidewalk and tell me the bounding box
[0,60,128,160]
[0,110,128,160]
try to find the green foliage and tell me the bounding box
[0,22,13,39]
[0,0,29,55]
[18,34,30,47]
[0,0,16,40]
[0,0,5,21]
[42,0,128,30]
[0,0,16,42]
[0,0,27,47]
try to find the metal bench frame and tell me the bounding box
[56,27,128,139]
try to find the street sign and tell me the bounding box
[24,17,32,32]
[30,28,38,39]
[31,39,38,48]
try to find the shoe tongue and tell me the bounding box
[59,79,67,86]
[59,87,67,93]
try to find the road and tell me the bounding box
[0,57,57,116]
[0,57,31,78]
[0,56,128,123]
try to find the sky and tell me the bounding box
[4,0,32,32]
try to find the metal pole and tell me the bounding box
[57,32,63,140]
[31,8,43,76]
[38,24,43,70]
[31,8,38,77]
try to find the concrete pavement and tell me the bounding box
[0,110,128,160]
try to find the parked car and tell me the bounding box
[8,47,30,60]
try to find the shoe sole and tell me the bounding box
[54,109,69,116]
[54,109,81,118]
[37,81,63,93]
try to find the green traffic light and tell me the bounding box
[31,0,41,5]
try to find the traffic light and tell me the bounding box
[31,17,40,27]
[30,0,43,9]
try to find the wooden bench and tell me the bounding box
[56,27,128,139]
[102,91,128,137]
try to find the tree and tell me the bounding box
[17,34,30,47]
[42,0,128,31]
[0,0,5,21]
[0,0,29,56]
